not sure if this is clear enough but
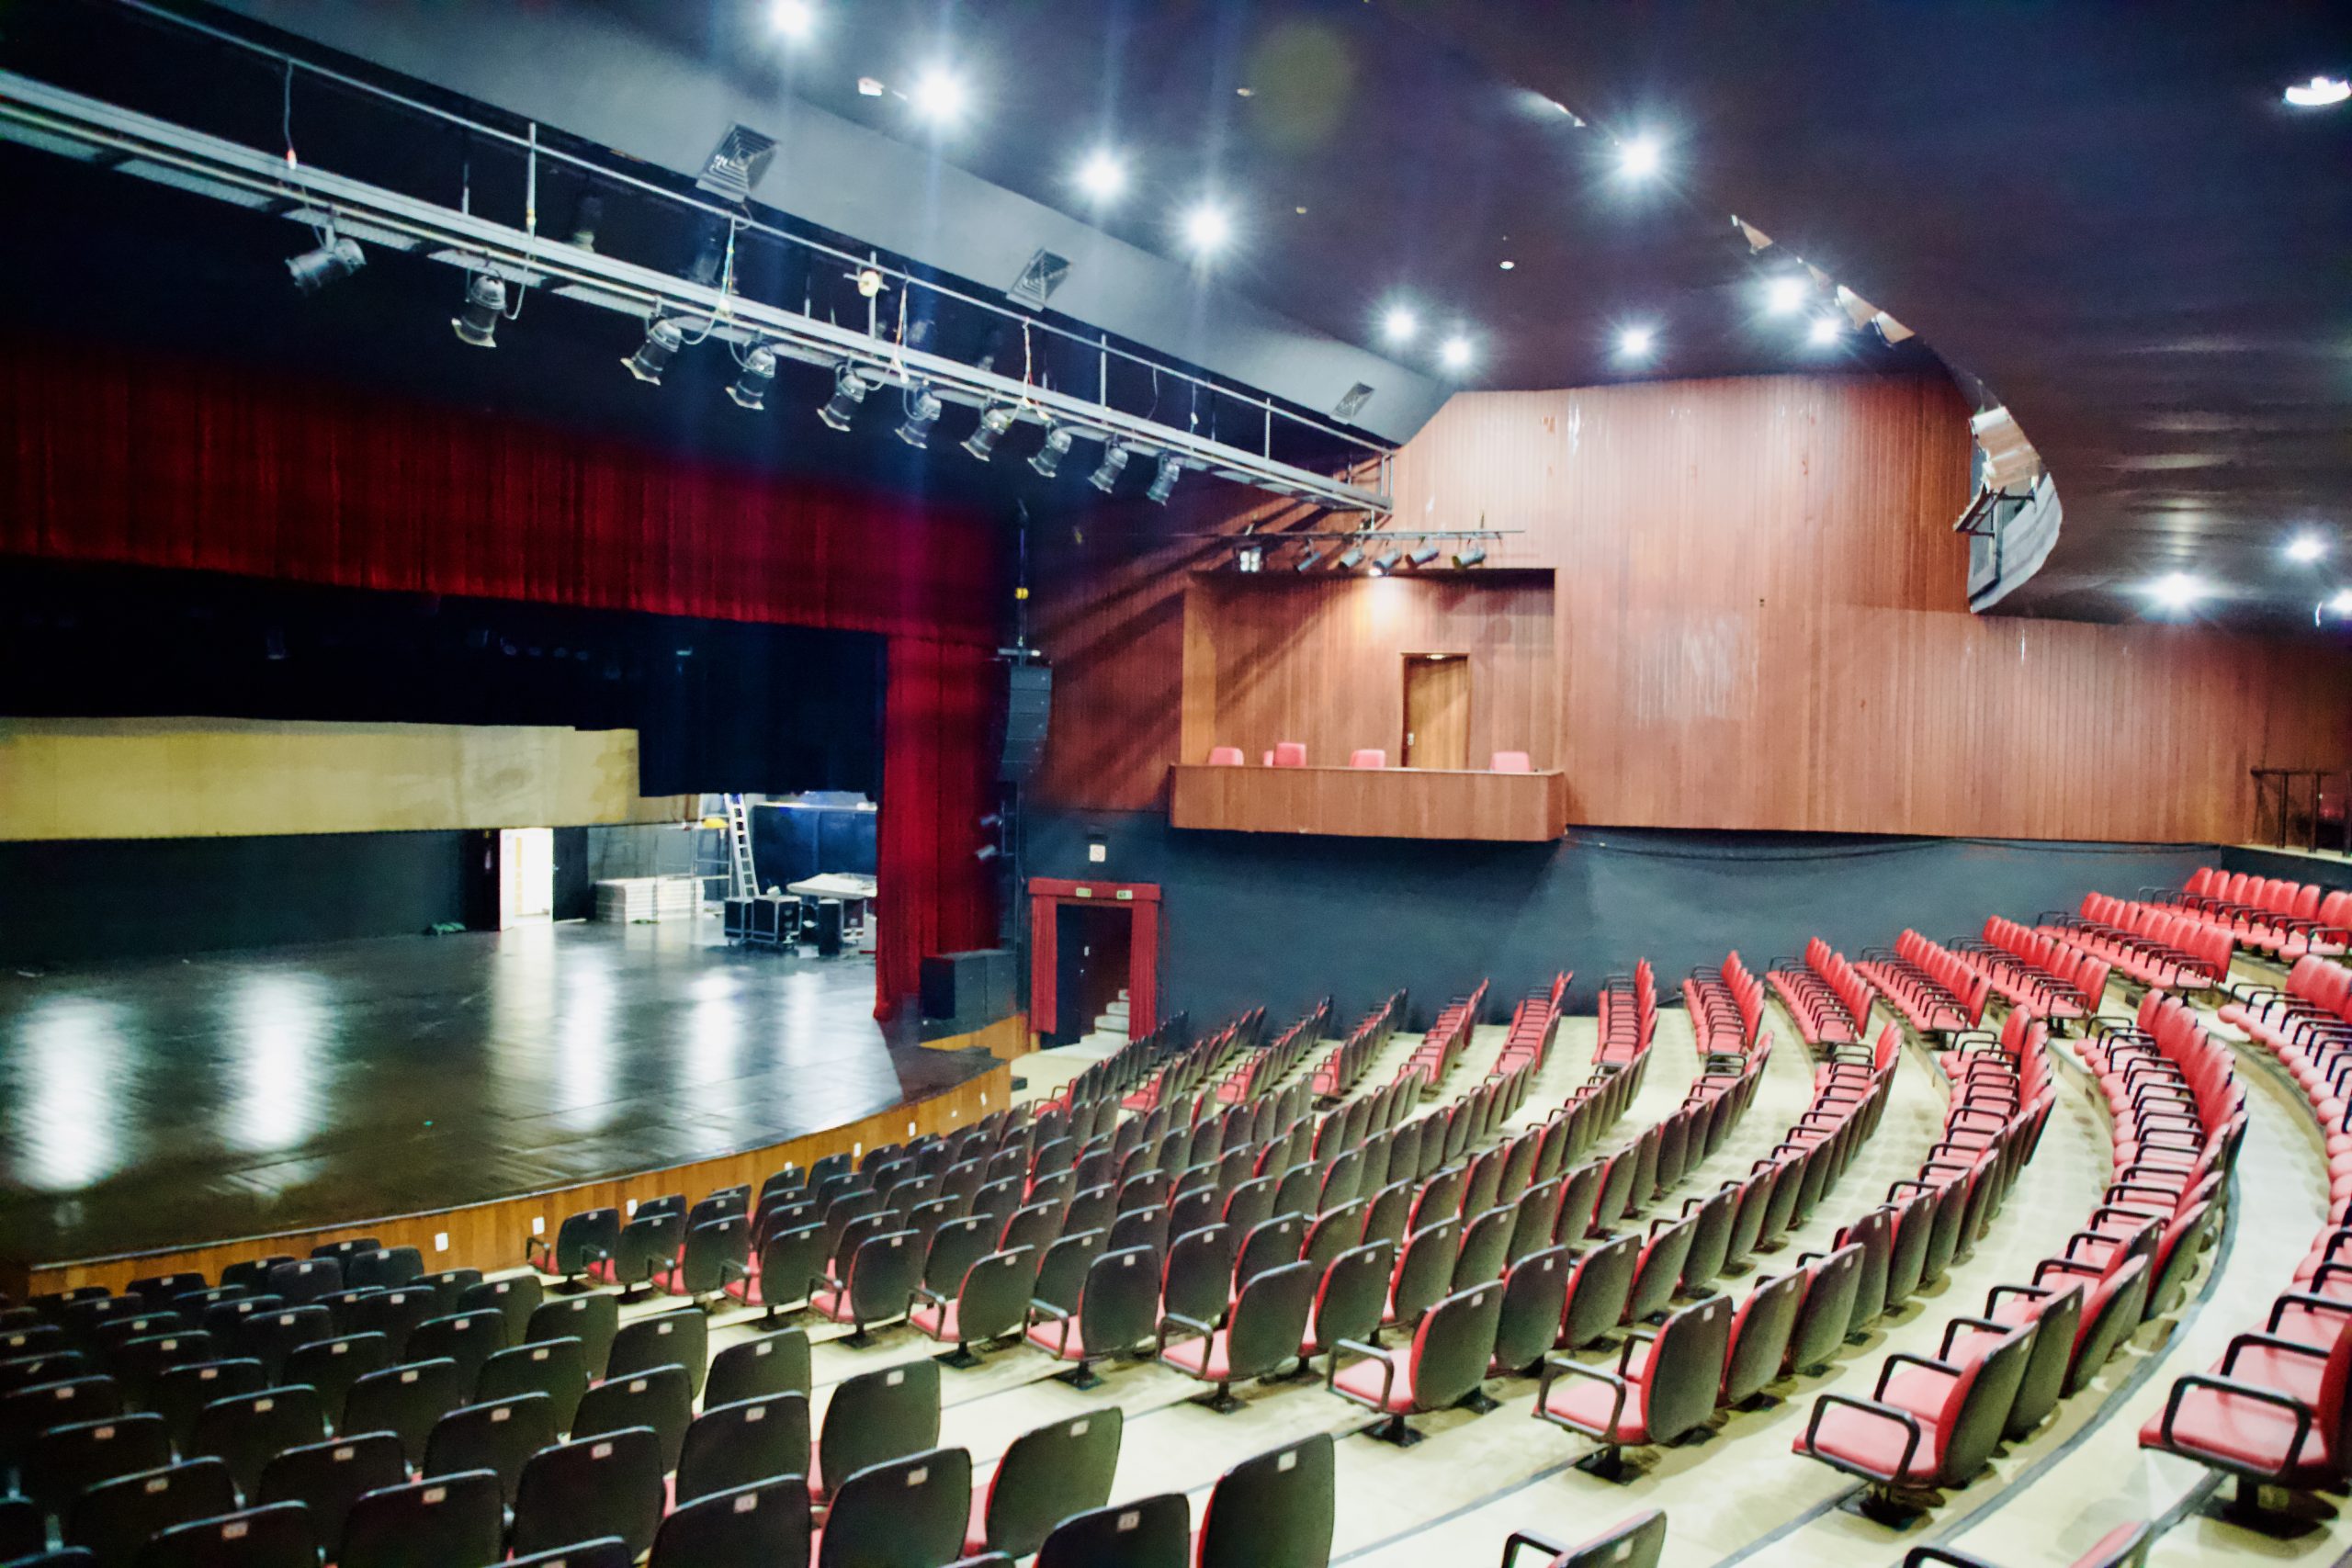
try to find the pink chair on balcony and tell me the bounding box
[1350,750,1387,769]
[1491,751,1532,773]
[1207,747,1245,766]
[1270,742,1308,768]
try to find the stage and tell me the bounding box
[0,921,1009,1290]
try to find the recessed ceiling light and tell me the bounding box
[2145,571,2211,610]
[768,0,817,41]
[2287,532,2331,563]
[1181,201,1232,255]
[1617,323,1656,360]
[1382,306,1419,345]
[856,75,885,97]
[1617,134,1663,179]
[2329,588,2352,615]
[1807,315,1843,346]
[1075,149,1126,202]
[1498,259,1516,271]
[1440,334,1474,371]
[1295,206,1309,216]
[1236,86,1255,97]
[1764,275,1807,314]
[910,65,968,124]
[2284,75,2351,108]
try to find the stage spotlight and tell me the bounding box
[2287,532,2330,563]
[1440,335,1474,372]
[1383,306,1419,345]
[2285,75,2350,108]
[1294,545,1326,571]
[1089,438,1131,493]
[974,842,1001,863]
[1617,324,1655,361]
[1182,201,1232,256]
[2144,571,2210,611]
[896,384,943,447]
[769,0,817,40]
[1408,543,1442,567]
[911,65,968,125]
[1076,149,1127,203]
[1147,451,1183,504]
[2330,588,2352,615]
[1763,274,1807,315]
[451,272,507,347]
[287,234,364,291]
[1337,544,1366,570]
[1617,133,1663,179]
[1235,544,1265,573]
[1030,423,1074,477]
[621,317,684,384]
[1453,545,1487,569]
[728,345,777,411]
[962,402,1017,461]
[1372,547,1402,573]
[818,362,870,429]
[1807,315,1844,346]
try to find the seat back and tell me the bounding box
[1677,1187,1739,1297]
[1389,1219,1461,1329]
[1491,751,1532,773]
[523,1292,618,1378]
[478,1337,590,1432]
[819,1446,972,1568]
[677,1393,810,1507]
[1554,1161,1603,1247]
[607,1310,707,1399]
[343,1359,464,1469]
[1560,1235,1641,1350]
[1195,1430,1333,1568]
[1720,1269,1804,1408]
[1079,1247,1162,1359]
[511,1428,666,1562]
[845,1229,924,1325]
[548,1209,620,1278]
[1453,1207,1516,1292]
[1642,1295,1734,1445]
[337,1469,505,1568]
[574,1364,692,1474]
[648,1477,808,1568]
[1544,1508,1668,1568]
[1226,1263,1318,1382]
[1787,1244,1863,1374]
[1035,1493,1190,1568]
[819,1359,940,1498]
[978,1409,1123,1558]
[1490,1247,1571,1376]
[190,1384,325,1498]
[1271,742,1307,768]
[130,1498,315,1568]
[1936,1325,2037,1485]
[149,1361,262,1456]
[257,1432,407,1560]
[1625,1218,1697,1324]
[1206,747,1244,766]
[1404,1281,1505,1412]
[28,1413,172,1518]
[66,1461,236,1568]
[1349,749,1386,769]
[283,1332,391,1429]
[2003,1282,2084,1440]
[423,1393,557,1510]
[2064,1256,2150,1395]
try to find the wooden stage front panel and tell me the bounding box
[1168,763,1568,842]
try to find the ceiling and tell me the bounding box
[11,0,2346,627]
[1382,0,2352,625]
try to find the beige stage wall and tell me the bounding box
[0,717,689,840]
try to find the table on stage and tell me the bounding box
[1168,762,1569,842]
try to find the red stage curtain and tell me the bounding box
[0,344,1001,1018]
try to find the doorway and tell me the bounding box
[1054,903,1134,1049]
[497,828,556,928]
[1402,653,1471,769]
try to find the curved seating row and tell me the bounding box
[1215,999,1330,1106]
[2152,866,2350,964]
[1768,939,1873,1052]
[2145,973,2352,1506]
[1042,1011,1190,1116]
[1494,976,1570,1082]
[1122,1011,1263,1113]
[2040,894,2230,995]
[1683,951,1766,1061]
[1400,982,1492,1097]
[1311,990,1405,1101]
[1957,917,2110,1029]
[1859,931,1991,1039]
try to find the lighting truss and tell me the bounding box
[0,68,1393,519]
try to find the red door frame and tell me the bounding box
[1028,878,1161,1039]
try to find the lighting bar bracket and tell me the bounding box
[0,69,1394,519]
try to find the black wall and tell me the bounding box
[1026,809,2220,1031]
[0,831,471,967]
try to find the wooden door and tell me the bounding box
[1402,655,1471,770]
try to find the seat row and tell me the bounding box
[1121,1012,1262,1113]
[1682,951,1765,1060]
[1493,976,1569,1081]
[2040,893,2232,994]
[1768,939,1872,1052]
[1963,917,2111,1028]
[1399,982,1491,1095]
[1496,1507,2154,1568]
[1596,962,1657,1067]
[2146,972,2352,1508]
[1214,998,1330,1106]
[1041,1011,1190,1116]
[1309,990,1406,1101]
[2154,866,2350,964]
[1858,930,1991,1039]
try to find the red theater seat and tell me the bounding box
[1270,742,1307,767]
[1206,746,1244,765]
[1349,749,1386,768]
[1491,750,1532,773]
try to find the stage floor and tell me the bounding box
[0,921,991,1268]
